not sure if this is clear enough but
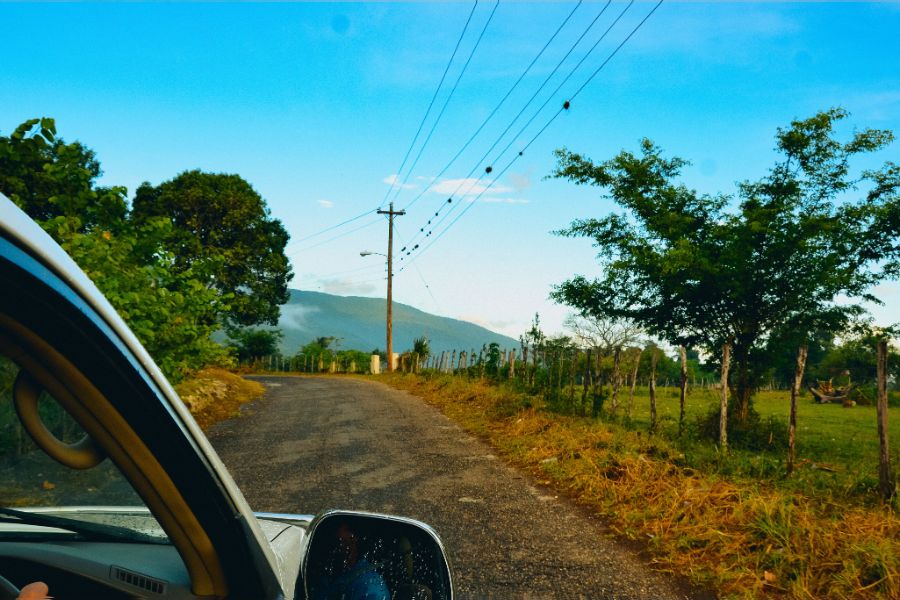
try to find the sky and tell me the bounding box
[2,1,899,343]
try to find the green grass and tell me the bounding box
[605,385,900,502]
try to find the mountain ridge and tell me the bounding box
[277,289,519,355]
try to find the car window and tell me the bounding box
[0,355,169,543]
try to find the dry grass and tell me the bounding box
[379,373,899,600]
[175,368,265,430]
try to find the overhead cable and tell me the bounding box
[286,208,377,250]
[387,0,501,208]
[379,0,479,209]
[399,0,613,252]
[400,0,582,212]
[400,0,665,269]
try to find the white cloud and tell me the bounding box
[431,178,514,196]
[319,277,378,296]
[278,304,320,332]
[317,199,334,208]
[383,174,417,190]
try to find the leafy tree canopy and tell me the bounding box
[0,118,127,231]
[226,326,283,363]
[132,170,293,327]
[551,109,899,421]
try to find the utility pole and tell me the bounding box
[377,202,405,372]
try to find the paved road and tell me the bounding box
[208,376,713,599]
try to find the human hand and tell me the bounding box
[16,582,50,600]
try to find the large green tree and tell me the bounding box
[132,171,292,327]
[1,119,231,381]
[551,109,899,422]
[0,118,127,230]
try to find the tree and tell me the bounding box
[226,327,283,363]
[132,170,293,327]
[1,119,230,382]
[412,336,431,359]
[0,118,127,232]
[551,109,899,424]
[563,313,642,354]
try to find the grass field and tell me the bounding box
[614,385,900,502]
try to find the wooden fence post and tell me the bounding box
[876,340,895,502]
[611,347,621,414]
[719,343,731,450]
[522,347,529,386]
[628,349,641,417]
[581,348,591,417]
[568,349,576,409]
[679,346,688,436]
[649,349,658,433]
[787,345,808,475]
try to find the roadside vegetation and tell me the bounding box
[380,371,898,600]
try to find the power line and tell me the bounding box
[403,0,633,258]
[399,0,613,251]
[387,0,500,209]
[288,215,383,255]
[401,0,665,269]
[379,0,479,209]
[400,0,583,213]
[286,207,377,249]
[488,0,635,166]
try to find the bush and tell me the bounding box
[694,403,790,452]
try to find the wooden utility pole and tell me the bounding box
[377,202,405,372]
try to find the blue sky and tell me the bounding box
[2,2,899,342]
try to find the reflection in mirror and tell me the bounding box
[305,512,451,600]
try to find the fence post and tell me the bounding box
[582,348,591,417]
[787,345,808,475]
[649,349,658,433]
[679,346,688,436]
[719,343,731,451]
[876,340,895,502]
[611,347,621,414]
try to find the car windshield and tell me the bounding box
[0,356,169,544]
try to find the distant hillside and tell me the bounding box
[277,290,518,355]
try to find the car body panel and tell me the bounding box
[0,194,291,597]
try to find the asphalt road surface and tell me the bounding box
[208,376,714,599]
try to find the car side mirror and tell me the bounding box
[302,510,453,600]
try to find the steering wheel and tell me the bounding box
[0,574,18,600]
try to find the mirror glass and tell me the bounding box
[305,512,451,600]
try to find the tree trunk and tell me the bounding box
[787,345,808,475]
[719,343,731,450]
[876,341,895,502]
[679,346,688,437]
[648,349,658,434]
[732,344,755,423]
[508,349,516,379]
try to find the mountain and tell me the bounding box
[277,290,518,355]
